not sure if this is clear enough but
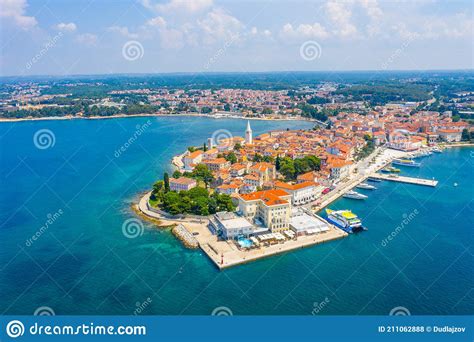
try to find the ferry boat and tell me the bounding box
[325,209,365,233]
[356,182,377,190]
[392,159,421,167]
[343,190,368,200]
[381,166,401,173]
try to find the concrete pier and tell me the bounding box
[369,173,438,187]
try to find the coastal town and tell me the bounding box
[137,102,472,269]
[1,72,473,269]
[1,75,473,268]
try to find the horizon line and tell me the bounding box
[1,68,474,79]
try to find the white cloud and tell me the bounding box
[142,0,213,13]
[391,14,474,41]
[197,8,243,44]
[358,0,383,36]
[108,25,139,39]
[280,23,329,40]
[359,0,383,21]
[76,33,98,46]
[325,0,357,37]
[146,16,167,29]
[56,22,77,32]
[144,16,185,48]
[159,28,185,49]
[0,0,37,29]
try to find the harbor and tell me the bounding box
[312,147,439,211]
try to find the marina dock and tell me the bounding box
[369,173,438,187]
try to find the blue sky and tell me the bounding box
[0,0,473,76]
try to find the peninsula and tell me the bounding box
[137,106,471,269]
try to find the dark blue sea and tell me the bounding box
[0,117,472,315]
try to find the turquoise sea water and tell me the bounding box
[0,117,472,315]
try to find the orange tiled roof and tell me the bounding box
[205,158,228,164]
[186,150,203,159]
[275,181,316,190]
[438,129,461,133]
[297,171,315,181]
[170,177,196,185]
[239,189,290,206]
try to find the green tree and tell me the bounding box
[151,180,165,202]
[212,193,236,212]
[152,180,164,194]
[172,170,182,179]
[163,192,181,215]
[225,152,238,164]
[192,164,214,188]
[275,155,281,171]
[279,158,296,180]
[164,172,170,192]
[192,197,210,216]
[262,155,274,163]
[201,106,212,114]
[203,142,207,152]
[461,128,471,141]
[234,142,242,150]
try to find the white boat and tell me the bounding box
[356,182,377,190]
[343,190,368,200]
